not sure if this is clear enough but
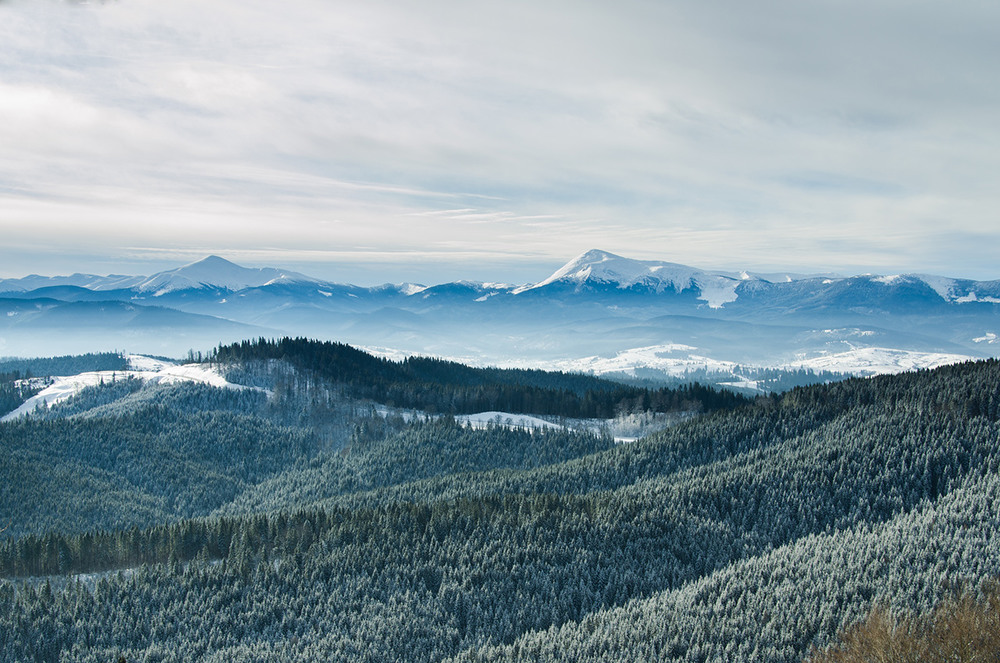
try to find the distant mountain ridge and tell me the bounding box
[5,250,999,307]
[1,250,999,379]
[0,255,320,296]
[133,255,320,294]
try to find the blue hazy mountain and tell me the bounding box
[1,252,997,377]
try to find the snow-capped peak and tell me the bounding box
[516,249,745,308]
[0,272,146,293]
[518,249,682,291]
[137,255,319,295]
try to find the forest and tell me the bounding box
[2,343,999,662]
[209,337,749,417]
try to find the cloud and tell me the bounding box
[1,0,999,281]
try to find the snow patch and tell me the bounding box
[1,356,253,422]
[955,292,1000,304]
[126,354,173,371]
[516,249,743,308]
[456,411,565,431]
[543,344,734,379]
[820,328,876,338]
[400,284,428,296]
[917,274,958,301]
[719,380,761,391]
[694,277,740,309]
[784,347,972,376]
[873,274,902,284]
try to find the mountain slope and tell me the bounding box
[135,255,319,294]
[516,248,748,309]
[3,358,1000,662]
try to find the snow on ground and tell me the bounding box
[543,344,735,379]
[783,347,973,376]
[1,355,249,422]
[455,410,674,444]
[718,380,761,391]
[956,292,1000,304]
[693,276,740,309]
[455,411,565,431]
[917,274,958,301]
[375,405,657,443]
[126,354,174,372]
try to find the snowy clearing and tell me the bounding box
[783,347,973,376]
[1,355,250,422]
[544,344,734,379]
[455,411,565,431]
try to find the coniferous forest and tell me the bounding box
[2,339,1000,661]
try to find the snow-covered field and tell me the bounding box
[783,347,973,376]
[455,411,565,431]
[1,355,248,422]
[544,344,737,379]
[364,341,978,389]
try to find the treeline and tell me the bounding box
[0,351,128,378]
[0,376,42,416]
[209,337,750,417]
[0,352,130,417]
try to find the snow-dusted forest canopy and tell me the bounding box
[2,341,1000,661]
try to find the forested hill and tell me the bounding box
[0,352,128,377]
[210,336,748,417]
[4,358,1000,661]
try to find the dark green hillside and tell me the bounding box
[0,377,41,416]
[217,418,615,516]
[0,402,319,539]
[210,336,748,416]
[0,376,615,542]
[3,359,1000,662]
[0,352,128,378]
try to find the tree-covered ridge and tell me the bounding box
[210,336,750,417]
[0,400,319,539]
[0,375,42,418]
[0,352,131,418]
[3,360,1000,661]
[216,418,615,517]
[0,375,616,541]
[0,352,128,378]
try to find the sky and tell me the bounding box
[1,0,999,285]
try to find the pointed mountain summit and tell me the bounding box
[137,255,320,295]
[517,249,750,308]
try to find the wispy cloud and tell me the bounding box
[2,0,999,281]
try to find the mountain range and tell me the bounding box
[2,249,998,382]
